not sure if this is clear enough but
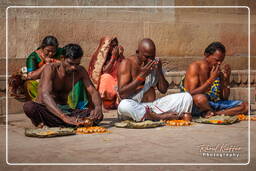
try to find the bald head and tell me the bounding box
[138,38,156,51]
[137,38,156,61]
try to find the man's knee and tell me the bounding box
[118,99,134,115]
[183,92,193,104]
[193,94,208,106]
[23,101,36,117]
[240,102,248,113]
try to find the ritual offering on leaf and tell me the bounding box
[194,115,239,125]
[78,117,93,127]
[76,126,108,134]
[236,114,256,121]
[114,120,164,129]
[237,114,248,121]
[208,120,224,124]
[164,120,191,126]
[25,127,76,138]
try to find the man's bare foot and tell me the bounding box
[180,112,192,121]
[103,108,109,113]
[204,111,216,118]
[37,122,45,128]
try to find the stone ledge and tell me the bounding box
[1,56,255,75]
[156,87,255,104]
[165,70,256,89]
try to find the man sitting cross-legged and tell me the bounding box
[181,42,248,118]
[23,44,103,127]
[117,38,193,122]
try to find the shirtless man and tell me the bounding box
[117,38,193,122]
[182,42,248,117]
[23,44,103,127]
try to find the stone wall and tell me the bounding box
[0,0,256,120]
[0,0,255,63]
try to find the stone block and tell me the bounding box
[7,0,38,6]
[38,18,74,45]
[229,87,255,103]
[0,18,5,58]
[14,18,39,58]
[0,58,6,75]
[0,75,6,92]
[93,20,144,57]
[0,96,24,115]
[71,20,97,57]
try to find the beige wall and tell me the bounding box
[0,0,255,73]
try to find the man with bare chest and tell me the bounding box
[182,42,248,117]
[117,38,193,122]
[23,44,103,127]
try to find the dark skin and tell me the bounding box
[118,39,191,121]
[184,50,248,118]
[27,45,60,80]
[36,57,103,126]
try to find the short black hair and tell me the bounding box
[204,42,226,57]
[40,35,59,49]
[63,44,84,59]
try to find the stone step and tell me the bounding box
[1,56,255,75]
[1,70,256,95]
[156,87,255,104]
[0,96,24,116]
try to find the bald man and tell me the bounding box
[117,38,193,122]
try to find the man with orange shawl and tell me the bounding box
[88,37,124,109]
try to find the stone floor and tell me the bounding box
[1,110,256,171]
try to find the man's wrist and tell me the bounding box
[111,55,117,59]
[136,75,145,82]
[206,79,214,85]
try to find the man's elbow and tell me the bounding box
[41,92,50,103]
[158,85,168,94]
[118,91,129,99]
[158,88,167,94]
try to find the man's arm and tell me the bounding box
[117,59,148,99]
[156,60,169,94]
[40,65,64,117]
[185,63,217,95]
[220,64,231,100]
[80,67,103,121]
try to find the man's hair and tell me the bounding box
[40,35,59,49]
[63,44,84,59]
[204,42,226,57]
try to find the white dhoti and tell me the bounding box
[118,92,193,122]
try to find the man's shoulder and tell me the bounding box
[120,56,133,66]
[190,59,207,68]
[49,62,61,69]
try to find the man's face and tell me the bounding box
[207,50,225,68]
[138,48,156,64]
[42,46,57,58]
[64,58,81,74]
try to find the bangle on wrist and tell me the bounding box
[136,75,145,82]
[206,79,213,85]
[111,55,116,59]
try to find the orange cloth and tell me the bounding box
[88,36,124,109]
[98,73,117,101]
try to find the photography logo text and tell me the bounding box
[198,144,241,158]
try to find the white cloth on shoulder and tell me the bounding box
[128,68,158,103]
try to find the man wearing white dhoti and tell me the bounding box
[117,38,193,122]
